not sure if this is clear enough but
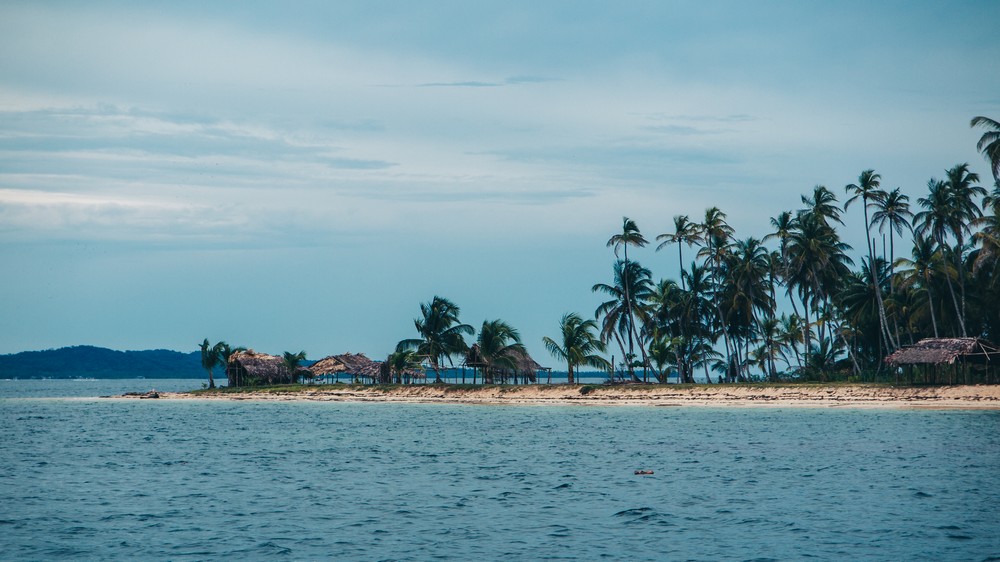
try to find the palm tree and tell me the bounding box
[895,234,943,337]
[944,163,985,331]
[282,350,307,384]
[476,319,526,384]
[802,185,844,226]
[198,338,224,389]
[543,312,609,384]
[844,171,896,353]
[845,169,886,264]
[606,217,648,377]
[593,259,653,382]
[698,207,735,380]
[386,349,424,384]
[870,187,913,280]
[915,178,966,336]
[397,296,474,383]
[971,116,1000,182]
[656,215,702,290]
[784,211,854,375]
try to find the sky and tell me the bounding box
[1,1,999,363]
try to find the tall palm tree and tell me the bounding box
[915,178,966,336]
[944,163,984,330]
[282,350,307,384]
[845,169,886,266]
[543,312,609,384]
[397,296,474,383]
[895,234,944,338]
[656,215,702,290]
[698,207,735,380]
[606,217,648,377]
[845,170,895,352]
[971,116,1000,182]
[870,187,913,281]
[476,319,526,384]
[784,211,854,374]
[593,259,653,382]
[198,338,225,389]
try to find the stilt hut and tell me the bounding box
[226,350,289,387]
[885,338,1000,384]
[309,353,381,384]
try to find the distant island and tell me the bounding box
[0,346,203,379]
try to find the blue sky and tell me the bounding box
[1,1,998,362]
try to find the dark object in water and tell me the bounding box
[634,469,654,475]
[139,391,160,399]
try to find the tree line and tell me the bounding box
[394,116,1000,385]
[202,116,1000,387]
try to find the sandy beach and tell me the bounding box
[121,384,1000,409]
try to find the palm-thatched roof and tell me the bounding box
[227,349,288,386]
[463,344,549,373]
[885,338,1000,366]
[309,353,380,378]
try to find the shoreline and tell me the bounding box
[116,383,1000,410]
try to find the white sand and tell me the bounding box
[119,384,1000,409]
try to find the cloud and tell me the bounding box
[417,81,502,88]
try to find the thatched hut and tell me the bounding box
[309,353,381,384]
[463,344,550,384]
[885,338,1000,384]
[226,350,290,387]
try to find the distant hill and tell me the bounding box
[0,346,204,379]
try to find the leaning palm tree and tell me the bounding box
[198,338,224,389]
[971,116,1000,182]
[543,312,609,384]
[397,296,474,383]
[282,350,307,384]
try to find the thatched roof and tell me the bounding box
[885,338,1000,366]
[227,349,287,385]
[463,344,548,373]
[309,353,380,378]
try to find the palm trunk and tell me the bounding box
[927,285,940,338]
[942,259,966,336]
[207,368,215,389]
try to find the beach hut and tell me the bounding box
[884,337,1000,384]
[463,344,550,384]
[226,350,290,387]
[309,353,381,384]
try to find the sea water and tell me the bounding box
[1,380,999,560]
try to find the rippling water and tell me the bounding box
[2,381,999,560]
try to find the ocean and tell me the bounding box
[2,379,998,560]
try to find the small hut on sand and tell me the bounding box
[463,344,551,384]
[227,350,293,387]
[309,353,381,384]
[885,337,1000,384]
